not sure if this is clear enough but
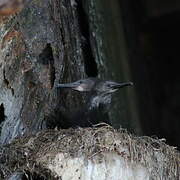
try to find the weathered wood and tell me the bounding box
[0,0,25,16]
[0,0,87,145]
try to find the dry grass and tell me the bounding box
[0,125,179,179]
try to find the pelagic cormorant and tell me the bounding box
[56,78,133,128]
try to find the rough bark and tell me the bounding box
[0,0,88,145]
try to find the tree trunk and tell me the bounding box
[0,0,88,145]
[0,0,141,145]
[0,1,179,179]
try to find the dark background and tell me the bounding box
[120,0,180,148]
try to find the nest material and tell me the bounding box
[0,125,179,179]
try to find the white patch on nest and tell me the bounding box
[48,152,150,180]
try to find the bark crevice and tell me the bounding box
[0,103,5,125]
[3,69,14,96]
[77,0,98,77]
[38,43,55,88]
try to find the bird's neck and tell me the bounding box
[87,93,112,110]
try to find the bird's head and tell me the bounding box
[56,78,133,95]
[94,80,133,94]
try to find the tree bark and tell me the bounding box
[0,0,88,145]
[0,1,179,179]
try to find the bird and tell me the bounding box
[54,77,133,128]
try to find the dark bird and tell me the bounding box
[55,78,133,128]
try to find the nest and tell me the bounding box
[0,125,179,179]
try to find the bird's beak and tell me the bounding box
[112,82,133,89]
[56,82,79,89]
[56,82,86,91]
